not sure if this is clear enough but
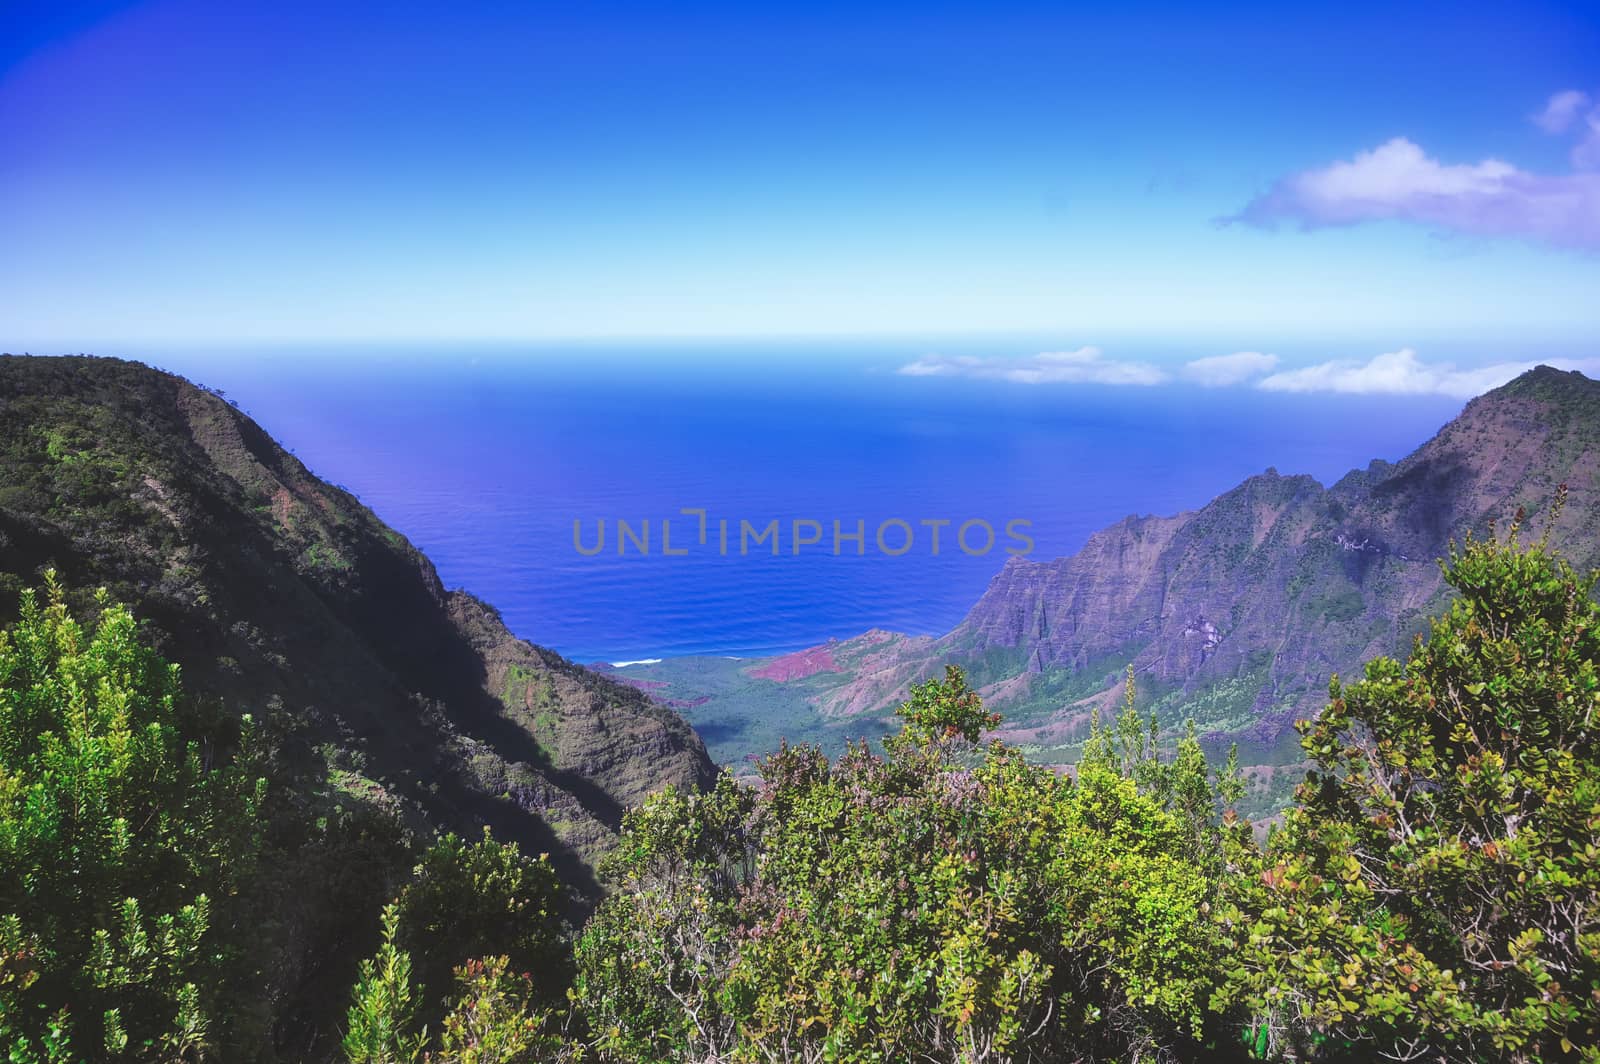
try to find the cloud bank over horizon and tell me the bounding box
[1229,90,1600,251]
[1181,351,1280,387]
[1258,349,1600,399]
[897,346,1599,400]
[897,348,1169,386]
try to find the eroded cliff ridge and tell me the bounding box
[625,366,1599,814]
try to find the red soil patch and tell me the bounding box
[271,486,298,527]
[750,644,840,682]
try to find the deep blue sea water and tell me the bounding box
[143,342,1470,663]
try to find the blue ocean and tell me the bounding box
[146,342,1471,664]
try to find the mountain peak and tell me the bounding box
[1482,364,1599,405]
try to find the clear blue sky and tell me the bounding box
[3,0,1598,348]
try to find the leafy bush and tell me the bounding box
[396,830,569,1024]
[1222,517,1600,1061]
[344,903,429,1064]
[435,955,571,1064]
[343,902,577,1064]
[573,773,757,1062]
[0,576,265,1061]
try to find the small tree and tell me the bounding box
[1081,667,1247,863]
[1226,516,1600,1061]
[0,577,264,1061]
[344,903,428,1064]
[396,829,567,1023]
[433,955,565,1064]
[892,663,1002,750]
[573,774,756,1063]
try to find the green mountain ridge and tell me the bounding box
[0,354,718,897]
[622,365,1600,814]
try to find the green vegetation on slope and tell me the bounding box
[4,520,1595,1061]
[1221,506,1600,1060]
[0,353,718,1058]
[0,354,715,894]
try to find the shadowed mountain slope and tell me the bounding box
[0,354,717,896]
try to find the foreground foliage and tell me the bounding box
[343,897,577,1064]
[342,831,577,1063]
[3,516,1597,1062]
[1223,514,1600,1062]
[0,577,264,1061]
[575,667,1247,1063]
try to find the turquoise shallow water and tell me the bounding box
[143,344,1467,663]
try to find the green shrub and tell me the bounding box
[1222,518,1600,1060]
[344,903,576,1064]
[0,576,265,1061]
[396,830,568,1023]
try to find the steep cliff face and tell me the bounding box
[822,366,1600,746]
[934,469,1382,728]
[957,508,1197,671]
[0,354,717,893]
[622,367,1599,813]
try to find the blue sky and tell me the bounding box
[2,0,1599,354]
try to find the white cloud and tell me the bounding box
[897,347,1167,386]
[1257,348,1600,399]
[901,347,1600,399]
[1533,89,1591,134]
[897,354,980,377]
[1182,351,1279,387]
[1533,88,1600,173]
[1232,133,1600,250]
